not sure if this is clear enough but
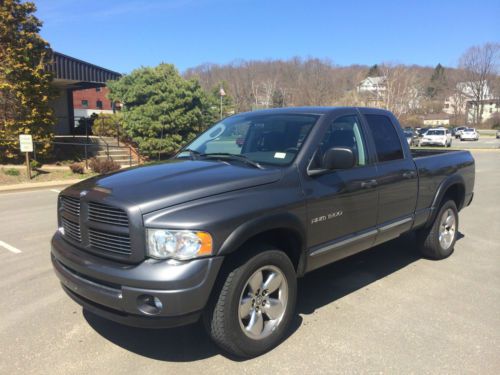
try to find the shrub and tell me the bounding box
[69,163,85,174]
[92,113,124,138]
[89,158,121,174]
[30,159,42,169]
[4,168,20,176]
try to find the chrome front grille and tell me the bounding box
[89,229,131,255]
[61,217,81,242]
[88,202,129,227]
[61,196,80,216]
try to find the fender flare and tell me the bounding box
[217,212,307,260]
[426,174,466,227]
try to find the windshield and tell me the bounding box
[178,113,319,166]
[464,128,474,132]
[426,130,445,135]
[404,131,413,137]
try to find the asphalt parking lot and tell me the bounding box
[0,150,499,374]
[445,136,500,149]
[413,136,500,150]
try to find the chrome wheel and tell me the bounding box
[439,208,456,249]
[238,265,288,340]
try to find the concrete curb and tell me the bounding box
[1,165,70,171]
[0,179,83,193]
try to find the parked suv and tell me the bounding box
[52,107,474,357]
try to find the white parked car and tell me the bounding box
[460,128,479,141]
[454,126,467,139]
[420,128,452,147]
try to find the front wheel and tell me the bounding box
[417,200,458,259]
[205,248,297,358]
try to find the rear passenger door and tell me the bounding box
[361,111,418,244]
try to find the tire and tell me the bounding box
[417,200,458,259]
[204,247,297,358]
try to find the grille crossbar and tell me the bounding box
[60,196,132,259]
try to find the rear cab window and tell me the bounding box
[364,114,404,162]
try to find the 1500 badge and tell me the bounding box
[311,211,343,224]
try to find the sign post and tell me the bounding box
[19,134,33,179]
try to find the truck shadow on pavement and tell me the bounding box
[84,231,464,362]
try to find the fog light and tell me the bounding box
[137,294,163,315]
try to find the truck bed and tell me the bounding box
[411,148,475,216]
[411,148,462,159]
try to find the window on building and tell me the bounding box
[96,100,103,109]
[365,114,404,162]
[81,100,88,108]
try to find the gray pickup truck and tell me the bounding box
[52,107,475,357]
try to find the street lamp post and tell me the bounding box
[219,86,226,119]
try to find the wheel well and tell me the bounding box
[442,183,465,210]
[230,228,303,271]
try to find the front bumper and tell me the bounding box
[420,141,446,146]
[51,233,224,328]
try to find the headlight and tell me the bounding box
[146,229,213,260]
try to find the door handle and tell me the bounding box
[402,171,416,179]
[361,179,378,189]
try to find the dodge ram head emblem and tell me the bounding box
[79,190,88,197]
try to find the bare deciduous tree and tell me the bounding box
[380,64,423,118]
[459,43,500,124]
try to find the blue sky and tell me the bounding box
[35,0,500,74]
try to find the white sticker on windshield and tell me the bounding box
[274,152,286,159]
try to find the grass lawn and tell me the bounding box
[0,167,96,186]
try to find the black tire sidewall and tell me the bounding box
[433,200,459,256]
[224,249,297,357]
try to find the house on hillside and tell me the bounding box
[357,76,386,106]
[423,113,451,127]
[466,99,499,124]
[443,81,496,124]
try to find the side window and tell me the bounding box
[365,114,404,162]
[312,115,367,169]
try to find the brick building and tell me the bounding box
[45,52,121,135]
[73,87,119,120]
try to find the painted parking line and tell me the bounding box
[49,189,61,193]
[0,240,22,254]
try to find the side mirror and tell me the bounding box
[323,147,355,170]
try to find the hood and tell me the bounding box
[66,159,283,213]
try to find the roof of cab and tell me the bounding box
[234,106,393,117]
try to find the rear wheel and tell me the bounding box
[417,200,458,259]
[205,248,297,358]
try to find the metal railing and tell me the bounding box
[1,138,141,168]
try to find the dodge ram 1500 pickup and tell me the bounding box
[52,107,475,357]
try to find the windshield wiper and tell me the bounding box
[201,153,264,169]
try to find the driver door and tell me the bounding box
[303,113,379,272]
